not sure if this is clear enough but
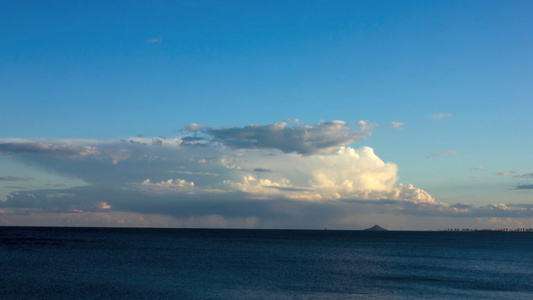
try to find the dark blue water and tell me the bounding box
[1,227,532,299]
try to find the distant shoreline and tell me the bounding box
[1,225,532,232]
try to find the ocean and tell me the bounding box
[1,227,532,299]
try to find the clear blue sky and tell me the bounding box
[1,1,532,230]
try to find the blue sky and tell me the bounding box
[1,1,532,230]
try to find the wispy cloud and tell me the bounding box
[0,176,33,181]
[473,167,486,171]
[169,170,219,177]
[254,168,273,173]
[0,142,99,158]
[390,121,404,130]
[431,112,452,120]
[515,184,533,190]
[356,120,378,135]
[128,179,197,195]
[508,203,533,208]
[496,171,522,177]
[146,37,162,43]
[427,151,458,159]
[516,173,533,178]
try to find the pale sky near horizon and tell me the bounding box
[1,0,532,230]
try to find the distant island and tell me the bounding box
[364,225,387,231]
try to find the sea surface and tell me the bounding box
[1,227,532,299]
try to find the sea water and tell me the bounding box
[1,227,532,299]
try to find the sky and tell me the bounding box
[1,0,532,230]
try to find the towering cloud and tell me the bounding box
[0,122,434,218]
[2,120,528,228]
[216,146,433,202]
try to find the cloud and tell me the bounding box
[127,178,198,195]
[0,122,432,214]
[254,168,272,173]
[1,185,532,229]
[427,151,458,159]
[0,141,99,158]
[473,167,486,171]
[508,203,533,209]
[98,202,112,210]
[516,173,533,178]
[114,144,434,203]
[515,184,533,190]
[187,120,374,155]
[431,113,452,120]
[146,38,162,43]
[389,201,533,219]
[390,122,404,130]
[356,120,378,135]
[182,123,208,134]
[152,137,163,146]
[5,120,530,229]
[2,141,435,208]
[496,171,522,177]
[214,146,427,202]
[170,170,219,177]
[451,203,474,209]
[0,176,33,181]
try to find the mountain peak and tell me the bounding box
[364,225,387,231]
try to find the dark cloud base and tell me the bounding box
[4,185,533,229]
[515,184,533,190]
